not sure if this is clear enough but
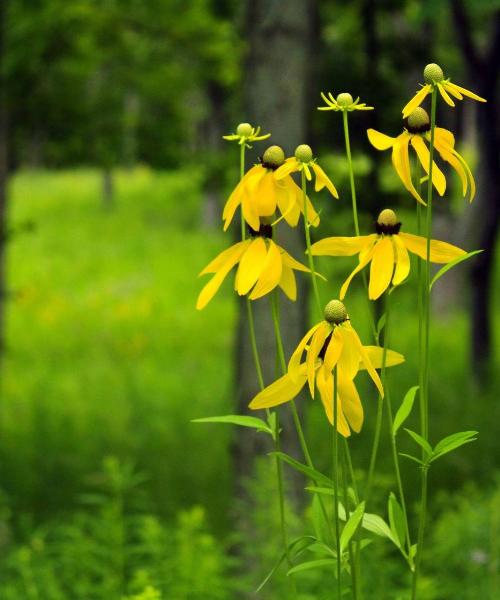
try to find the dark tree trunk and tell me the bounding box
[450,2,500,379]
[232,1,317,500]
[0,0,9,355]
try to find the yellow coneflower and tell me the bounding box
[222,122,271,145]
[196,226,315,310]
[367,107,475,204]
[249,300,404,436]
[318,92,374,112]
[311,209,466,300]
[274,144,339,199]
[402,63,486,118]
[222,145,320,232]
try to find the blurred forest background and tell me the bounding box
[0,0,499,598]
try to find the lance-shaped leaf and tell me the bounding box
[430,430,478,462]
[393,386,419,435]
[192,415,273,434]
[405,428,433,458]
[388,492,406,549]
[430,250,483,290]
[270,452,334,488]
[340,502,365,553]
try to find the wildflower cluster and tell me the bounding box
[195,63,484,599]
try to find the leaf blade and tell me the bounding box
[393,386,419,435]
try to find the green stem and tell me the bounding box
[301,170,323,318]
[246,299,265,390]
[411,85,437,600]
[240,143,246,241]
[333,367,342,596]
[341,442,359,600]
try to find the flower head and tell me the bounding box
[311,208,466,300]
[402,63,486,118]
[222,145,321,232]
[223,122,271,146]
[196,228,316,309]
[273,144,339,199]
[367,109,476,204]
[318,92,374,112]
[249,300,404,435]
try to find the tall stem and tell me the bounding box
[412,85,437,600]
[301,170,322,318]
[240,143,246,241]
[333,367,342,596]
[341,441,359,599]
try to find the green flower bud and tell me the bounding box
[407,107,430,130]
[336,93,353,107]
[294,144,313,163]
[236,122,253,137]
[424,63,444,84]
[324,300,348,325]
[377,208,398,227]
[262,145,285,168]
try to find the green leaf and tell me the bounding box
[340,502,365,553]
[404,429,433,457]
[399,453,425,466]
[361,512,399,547]
[393,386,419,435]
[305,486,334,496]
[270,452,334,488]
[306,541,337,558]
[287,558,336,576]
[388,493,406,549]
[376,314,386,343]
[430,250,483,291]
[431,430,478,462]
[192,415,272,434]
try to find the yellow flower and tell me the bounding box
[196,230,313,310]
[274,144,339,199]
[222,145,320,232]
[222,122,271,146]
[402,63,486,118]
[249,300,404,436]
[318,92,374,112]
[367,107,475,204]
[311,209,466,300]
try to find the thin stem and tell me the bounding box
[411,85,437,600]
[240,143,246,241]
[301,170,323,318]
[246,299,265,390]
[333,367,342,597]
[341,442,359,600]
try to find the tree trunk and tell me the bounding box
[232,0,316,501]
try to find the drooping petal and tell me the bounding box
[323,327,343,373]
[367,129,396,150]
[369,236,394,300]
[445,82,486,103]
[311,235,376,257]
[256,171,278,216]
[434,127,455,148]
[275,158,299,180]
[392,235,411,286]
[235,237,268,295]
[402,85,432,118]
[338,371,363,433]
[288,323,322,381]
[199,240,250,275]
[316,365,351,436]
[360,347,405,369]
[222,183,244,231]
[279,264,297,300]
[444,85,463,101]
[346,323,384,397]
[313,163,339,198]
[249,240,283,300]
[434,135,475,201]
[410,135,446,196]
[437,82,455,107]
[399,232,466,263]
[393,133,425,205]
[241,190,261,231]
[337,326,361,380]
[249,364,307,410]
[307,322,331,397]
[196,242,249,310]
[281,248,310,273]
[339,242,377,299]
[295,184,320,227]
[279,179,302,227]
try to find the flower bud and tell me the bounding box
[262,145,285,168]
[424,63,444,84]
[236,122,253,137]
[336,93,354,107]
[377,209,398,227]
[407,107,430,130]
[324,300,348,325]
[294,144,313,163]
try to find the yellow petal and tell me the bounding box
[274,158,298,180]
[196,242,249,310]
[279,264,297,300]
[337,326,361,380]
[369,236,394,300]
[311,234,376,257]
[295,184,320,227]
[313,163,339,198]
[392,235,411,286]
[434,127,455,148]
[402,85,431,118]
[434,135,475,201]
[446,82,486,103]
[288,323,322,381]
[256,171,277,216]
[281,248,310,273]
[242,191,260,231]
[393,133,425,205]
[367,129,395,150]
[339,242,377,299]
[222,182,244,231]
[398,232,466,263]
[235,237,268,295]
[338,371,363,433]
[307,322,330,397]
[316,365,351,436]
[444,85,463,100]
[323,327,344,373]
[278,179,301,226]
[360,347,405,370]
[249,239,282,300]
[437,82,455,107]
[345,323,384,397]
[249,365,307,410]
[410,135,446,196]
[199,240,250,275]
